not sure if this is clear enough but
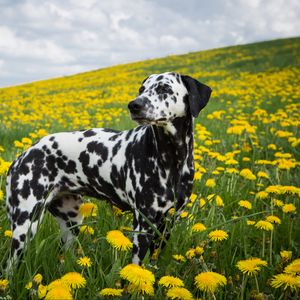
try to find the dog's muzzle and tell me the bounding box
[128,97,149,122]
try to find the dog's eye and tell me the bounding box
[139,86,145,94]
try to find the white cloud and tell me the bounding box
[0,0,299,87]
[0,26,74,63]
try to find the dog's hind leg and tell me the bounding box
[47,194,83,247]
[7,196,47,270]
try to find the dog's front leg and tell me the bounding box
[131,211,156,265]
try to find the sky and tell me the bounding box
[0,0,299,87]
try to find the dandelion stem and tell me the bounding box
[262,232,265,258]
[240,274,247,300]
[278,292,285,300]
[289,220,293,247]
[254,274,260,293]
[269,230,273,265]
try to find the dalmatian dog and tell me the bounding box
[5,72,211,267]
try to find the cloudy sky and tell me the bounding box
[0,0,299,87]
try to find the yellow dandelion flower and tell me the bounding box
[284,259,300,275]
[127,281,154,296]
[29,132,38,139]
[159,276,184,288]
[192,223,207,232]
[257,171,269,179]
[255,220,273,231]
[240,168,256,180]
[166,287,194,300]
[207,194,215,201]
[256,191,269,199]
[61,272,86,289]
[79,225,94,235]
[265,185,282,194]
[4,230,12,238]
[120,264,155,285]
[25,281,32,289]
[247,220,256,226]
[277,158,296,170]
[236,257,267,276]
[267,144,277,150]
[270,273,300,290]
[208,230,229,242]
[195,246,204,256]
[186,248,196,259]
[0,279,9,291]
[99,288,123,297]
[281,186,300,195]
[216,167,225,171]
[180,211,189,218]
[225,158,239,165]
[212,170,220,175]
[281,185,300,197]
[225,168,239,174]
[0,190,4,201]
[194,271,227,294]
[242,143,252,152]
[266,215,281,224]
[282,203,296,214]
[106,230,132,251]
[238,200,252,209]
[168,207,175,216]
[271,199,284,207]
[215,195,224,207]
[190,193,197,202]
[199,198,206,208]
[280,250,292,261]
[36,129,48,137]
[0,159,11,176]
[275,130,293,138]
[205,179,216,188]
[120,264,155,295]
[79,203,97,217]
[33,273,43,284]
[76,256,92,268]
[227,125,245,135]
[45,282,72,300]
[173,254,186,262]
[194,171,202,180]
[242,157,251,162]
[14,141,24,148]
[38,284,47,299]
[21,137,32,145]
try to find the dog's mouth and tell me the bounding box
[131,116,150,125]
[131,115,168,125]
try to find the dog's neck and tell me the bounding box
[151,114,194,170]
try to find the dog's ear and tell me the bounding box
[181,75,212,117]
[142,76,149,84]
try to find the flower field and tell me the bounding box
[0,37,299,299]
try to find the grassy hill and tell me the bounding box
[0,37,299,299]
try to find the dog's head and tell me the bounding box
[128,72,212,125]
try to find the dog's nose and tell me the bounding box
[128,99,145,113]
